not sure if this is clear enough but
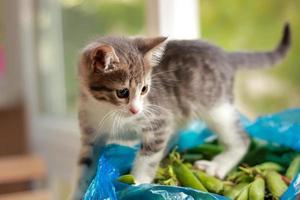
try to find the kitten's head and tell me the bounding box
[80,36,167,116]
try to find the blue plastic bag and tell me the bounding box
[84,108,300,200]
[84,156,119,200]
[281,174,300,200]
[84,144,227,200]
[245,108,300,151]
[117,184,228,200]
[84,145,137,200]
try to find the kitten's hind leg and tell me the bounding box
[194,103,250,179]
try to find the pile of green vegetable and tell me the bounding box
[118,139,300,200]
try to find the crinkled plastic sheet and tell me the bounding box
[281,174,300,200]
[84,108,300,200]
[117,184,228,200]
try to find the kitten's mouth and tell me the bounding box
[123,110,143,120]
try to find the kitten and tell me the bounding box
[70,24,291,199]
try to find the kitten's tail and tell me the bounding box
[227,23,291,70]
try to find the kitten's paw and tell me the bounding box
[194,160,227,179]
[194,160,217,177]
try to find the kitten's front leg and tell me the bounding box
[131,120,172,184]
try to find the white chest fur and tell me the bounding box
[81,96,141,143]
[81,96,119,134]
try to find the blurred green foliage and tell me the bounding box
[200,0,300,115]
[61,0,299,115]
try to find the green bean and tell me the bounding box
[182,154,203,162]
[249,176,265,200]
[266,171,288,199]
[223,182,248,199]
[118,174,135,184]
[195,170,224,193]
[254,162,283,172]
[173,161,207,192]
[187,144,224,155]
[286,155,300,180]
[236,185,249,200]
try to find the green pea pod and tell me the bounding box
[160,178,178,186]
[182,154,203,162]
[223,184,233,195]
[226,171,245,182]
[236,185,249,200]
[254,162,283,172]
[155,165,179,186]
[242,144,268,166]
[173,161,207,192]
[249,176,265,200]
[268,145,292,154]
[236,174,253,184]
[223,182,248,199]
[118,174,135,184]
[183,162,194,169]
[286,155,300,180]
[266,171,288,199]
[265,154,291,167]
[155,166,167,180]
[195,170,224,193]
[187,144,224,156]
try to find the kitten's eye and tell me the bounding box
[116,88,129,98]
[141,85,148,95]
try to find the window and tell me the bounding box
[35,0,300,119]
[0,0,6,107]
[0,0,5,78]
[13,1,299,198]
[0,0,22,108]
[36,0,147,117]
[16,1,199,191]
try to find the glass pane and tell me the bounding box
[36,0,146,116]
[200,0,300,116]
[62,0,146,114]
[0,0,5,78]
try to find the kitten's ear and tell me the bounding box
[88,44,119,73]
[135,37,168,67]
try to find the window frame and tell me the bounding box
[13,0,200,182]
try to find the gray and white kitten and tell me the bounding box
[70,24,290,199]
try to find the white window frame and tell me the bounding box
[147,0,200,39]
[9,0,200,183]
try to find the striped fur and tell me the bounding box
[70,24,291,200]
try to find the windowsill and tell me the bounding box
[34,114,79,134]
[30,115,80,180]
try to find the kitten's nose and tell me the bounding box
[129,107,140,115]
